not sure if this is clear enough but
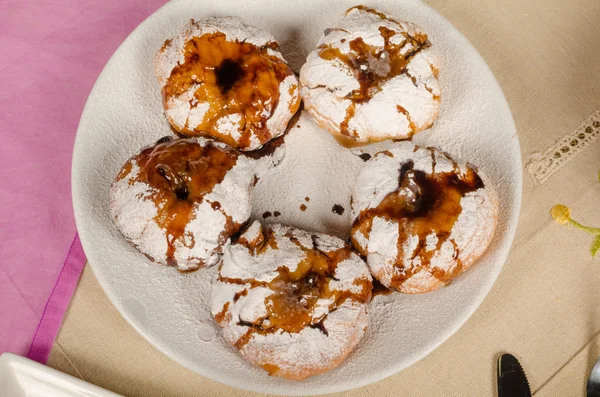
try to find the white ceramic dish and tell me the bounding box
[71,0,521,394]
[0,353,121,397]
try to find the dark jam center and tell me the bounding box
[265,272,325,332]
[264,249,331,333]
[332,204,345,215]
[174,185,189,200]
[397,170,427,215]
[352,156,485,287]
[381,160,484,219]
[377,160,439,218]
[215,58,245,93]
[134,140,238,266]
[348,37,390,100]
[146,142,237,200]
[163,33,297,149]
[155,164,190,201]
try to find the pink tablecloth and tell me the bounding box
[0,0,165,363]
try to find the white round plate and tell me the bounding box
[72,0,521,394]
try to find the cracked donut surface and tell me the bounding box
[299,5,440,144]
[211,221,372,380]
[155,17,301,151]
[109,137,255,271]
[351,142,498,293]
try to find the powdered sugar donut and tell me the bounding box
[155,17,301,151]
[299,6,440,144]
[211,221,372,380]
[351,142,497,293]
[110,136,255,271]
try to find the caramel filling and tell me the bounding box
[263,240,371,334]
[118,138,239,267]
[263,249,331,333]
[318,6,431,139]
[351,153,484,287]
[164,33,298,149]
[224,230,372,349]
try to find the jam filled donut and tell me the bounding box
[299,6,440,145]
[211,221,372,380]
[110,137,255,271]
[351,142,498,293]
[155,17,301,151]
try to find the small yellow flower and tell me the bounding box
[551,204,571,225]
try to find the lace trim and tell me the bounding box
[526,110,600,185]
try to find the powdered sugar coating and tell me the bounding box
[299,6,440,142]
[155,17,300,151]
[211,221,372,379]
[110,162,169,263]
[351,141,498,293]
[241,300,368,380]
[109,137,255,271]
[246,142,285,180]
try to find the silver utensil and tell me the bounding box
[587,356,600,397]
[497,353,531,397]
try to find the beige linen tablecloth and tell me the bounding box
[47,0,600,395]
